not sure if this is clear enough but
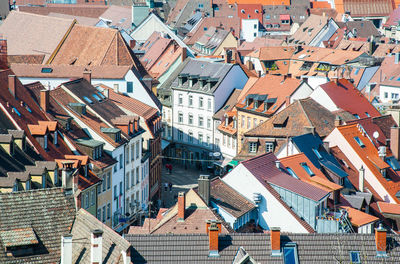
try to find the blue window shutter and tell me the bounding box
[127,82,133,93]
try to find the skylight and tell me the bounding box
[349,251,360,263]
[301,163,315,176]
[354,68,360,75]
[83,96,93,104]
[354,136,365,148]
[283,243,299,264]
[312,148,323,159]
[92,93,102,102]
[97,92,106,100]
[41,67,53,73]
[286,167,299,179]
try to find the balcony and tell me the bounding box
[316,209,354,233]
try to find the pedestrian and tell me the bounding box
[169,182,172,192]
[164,182,168,191]
[169,164,173,174]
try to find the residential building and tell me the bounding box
[383,7,400,41]
[325,123,400,204]
[310,78,381,119]
[236,74,313,152]
[223,152,330,233]
[171,58,248,169]
[193,27,237,56]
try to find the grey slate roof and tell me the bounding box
[0,188,76,264]
[71,209,131,264]
[126,233,400,263]
[171,58,233,94]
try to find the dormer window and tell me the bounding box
[100,127,121,143]
[44,134,48,150]
[76,138,104,160]
[249,142,257,153]
[354,136,365,148]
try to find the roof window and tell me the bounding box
[312,148,323,159]
[92,93,102,102]
[354,114,360,119]
[41,67,53,73]
[349,251,360,263]
[83,96,93,104]
[301,162,315,176]
[283,243,299,264]
[286,167,299,179]
[354,136,365,148]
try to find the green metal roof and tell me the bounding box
[76,138,104,148]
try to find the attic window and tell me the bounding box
[83,96,93,104]
[349,251,360,263]
[41,67,53,73]
[354,136,365,148]
[312,148,323,159]
[301,162,315,176]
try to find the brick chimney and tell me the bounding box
[270,227,281,256]
[375,224,387,257]
[177,192,185,222]
[198,175,210,205]
[390,126,400,160]
[91,229,103,264]
[334,115,342,126]
[83,70,91,84]
[208,221,220,257]
[40,89,49,112]
[8,75,16,98]
[359,165,365,192]
[61,234,73,264]
[181,47,187,62]
[129,39,136,49]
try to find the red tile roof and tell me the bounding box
[236,4,263,24]
[340,206,378,227]
[227,0,290,4]
[377,201,400,215]
[319,79,381,119]
[342,0,393,17]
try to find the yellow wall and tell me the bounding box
[97,168,113,227]
[236,109,268,152]
[213,32,238,56]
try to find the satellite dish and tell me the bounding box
[373,131,379,139]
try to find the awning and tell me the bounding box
[161,139,170,150]
[228,160,239,167]
[280,14,290,20]
[214,158,232,168]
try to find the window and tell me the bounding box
[83,96,93,104]
[126,172,129,190]
[223,134,226,146]
[198,133,203,144]
[354,114,360,119]
[102,175,106,192]
[253,118,257,128]
[104,172,110,190]
[127,81,133,93]
[131,144,134,161]
[354,136,365,148]
[189,95,193,106]
[199,97,203,108]
[312,148,323,159]
[188,131,193,143]
[199,116,204,127]
[97,209,101,220]
[178,112,183,124]
[207,118,211,129]
[114,164,117,173]
[188,114,193,125]
[207,135,210,146]
[249,142,257,153]
[44,134,48,150]
[301,163,315,176]
[131,170,135,187]
[384,92,388,98]
[178,94,183,105]
[254,32,257,37]
[198,3,203,8]
[136,167,140,184]
[114,185,117,199]
[102,206,106,223]
[266,15,270,20]
[119,182,122,196]
[125,148,129,164]
[365,112,370,117]
[136,141,139,159]
[254,24,257,29]
[241,115,245,128]
[178,130,183,141]
[286,167,298,179]
[266,142,274,153]
[283,243,299,264]
[207,99,212,110]
[91,189,95,206]
[119,154,123,169]
[247,117,251,129]
[349,251,360,264]
[107,203,111,219]
[85,193,89,208]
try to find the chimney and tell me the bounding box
[375,224,387,257]
[91,229,103,264]
[198,175,210,205]
[208,221,220,257]
[177,192,185,222]
[225,49,232,64]
[270,227,281,256]
[83,70,91,84]
[304,126,316,135]
[257,70,262,77]
[323,141,330,153]
[390,126,400,160]
[334,115,342,126]
[181,47,187,62]
[359,165,365,192]
[134,117,139,132]
[332,77,338,84]
[61,160,75,192]
[103,88,109,99]
[275,160,281,169]
[395,53,400,64]
[378,146,387,161]
[8,75,16,98]
[285,96,290,106]
[40,89,49,112]
[129,39,136,49]
[61,234,73,264]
